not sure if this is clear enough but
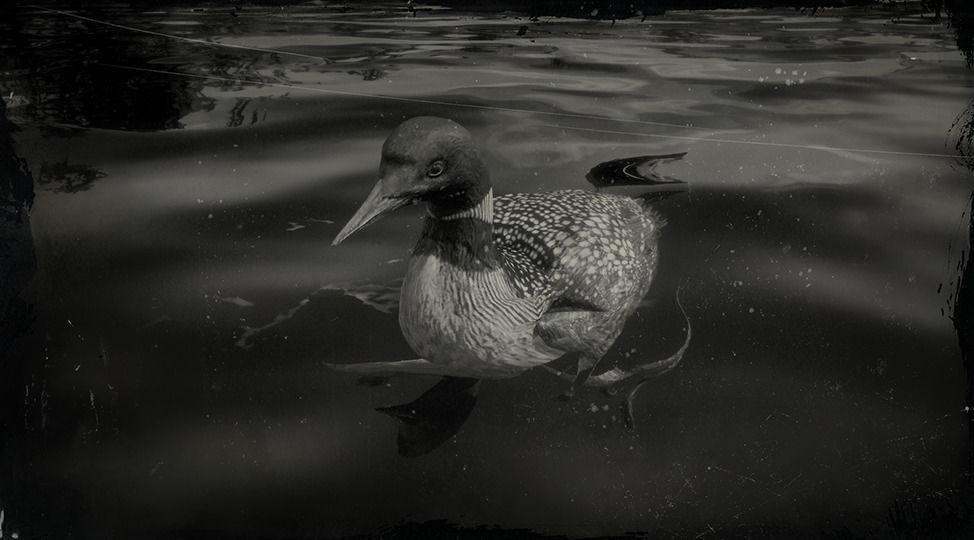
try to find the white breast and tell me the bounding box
[398,254,562,378]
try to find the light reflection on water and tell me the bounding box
[3,2,974,537]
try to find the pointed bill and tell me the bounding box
[332,179,410,246]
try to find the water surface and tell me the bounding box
[2,2,974,537]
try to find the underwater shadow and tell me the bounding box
[376,377,481,458]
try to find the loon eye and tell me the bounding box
[427,161,445,178]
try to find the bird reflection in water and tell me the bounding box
[331,117,690,456]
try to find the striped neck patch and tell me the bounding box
[432,189,493,223]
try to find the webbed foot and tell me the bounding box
[543,287,691,389]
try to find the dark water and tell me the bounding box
[3,2,974,538]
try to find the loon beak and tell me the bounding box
[332,179,411,246]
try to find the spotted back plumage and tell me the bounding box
[494,190,661,315]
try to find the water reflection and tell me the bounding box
[0,97,37,537]
[0,96,90,540]
[37,160,106,193]
[948,100,974,468]
[937,0,973,66]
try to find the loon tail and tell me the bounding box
[586,152,689,203]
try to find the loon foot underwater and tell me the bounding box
[328,116,691,453]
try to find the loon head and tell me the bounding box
[332,116,490,246]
